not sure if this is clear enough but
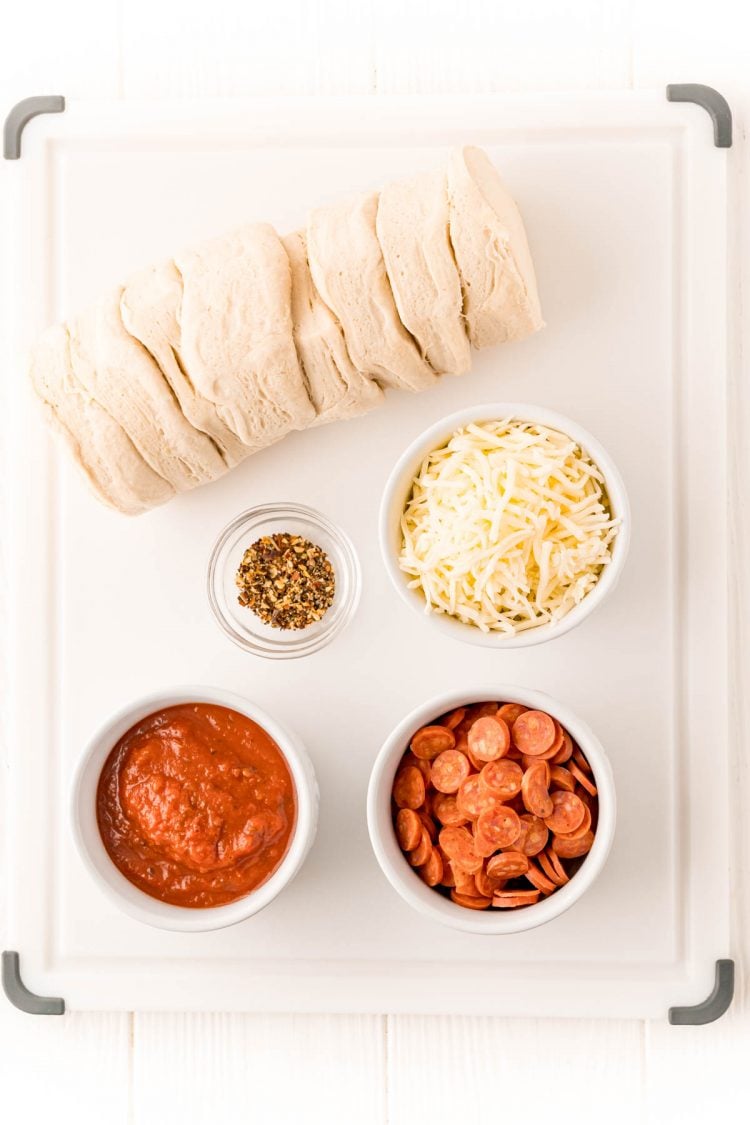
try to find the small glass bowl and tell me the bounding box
[207,503,361,659]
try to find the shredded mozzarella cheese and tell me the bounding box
[398,419,620,634]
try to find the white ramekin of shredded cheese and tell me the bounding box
[380,404,630,647]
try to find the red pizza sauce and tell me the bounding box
[96,703,296,908]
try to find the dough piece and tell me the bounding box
[68,291,226,491]
[282,229,384,425]
[174,223,315,447]
[306,192,437,392]
[446,146,544,348]
[376,170,470,376]
[120,260,249,467]
[29,323,173,515]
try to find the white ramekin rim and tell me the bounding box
[379,402,631,649]
[70,685,319,932]
[366,685,616,935]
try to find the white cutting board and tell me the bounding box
[2,93,731,1016]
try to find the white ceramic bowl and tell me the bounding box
[71,686,319,932]
[379,403,631,648]
[367,686,616,935]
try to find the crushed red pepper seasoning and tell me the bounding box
[236,532,335,630]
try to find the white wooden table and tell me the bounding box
[2,1,749,1120]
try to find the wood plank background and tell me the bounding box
[1,1,749,1121]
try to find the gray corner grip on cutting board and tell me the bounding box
[666,84,732,148]
[1,952,65,1015]
[3,94,65,159]
[668,959,735,1025]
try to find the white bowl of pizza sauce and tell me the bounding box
[71,686,319,932]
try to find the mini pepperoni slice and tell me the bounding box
[508,793,527,816]
[538,848,569,886]
[441,707,467,731]
[512,814,549,857]
[512,710,557,756]
[474,868,505,898]
[393,765,425,810]
[408,827,432,867]
[520,721,564,762]
[419,809,439,842]
[401,751,431,784]
[547,848,570,883]
[475,805,521,851]
[430,749,470,793]
[544,790,586,835]
[525,860,557,895]
[439,826,483,874]
[510,817,530,852]
[521,753,547,771]
[544,721,565,758]
[549,765,575,793]
[395,808,422,851]
[431,793,469,827]
[480,759,523,800]
[419,846,444,887]
[473,832,501,859]
[486,850,529,879]
[551,730,574,764]
[572,747,593,774]
[497,703,528,727]
[552,830,594,858]
[491,890,541,908]
[453,864,479,895]
[450,890,492,910]
[521,760,553,818]
[456,774,498,819]
[537,848,560,885]
[569,762,598,796]
[578,795,597,833]
[467,716,510,762]
[453,731,470,758]
[411,725,456,760]
[466,702,499,721]
[553,803,592,841]
[438,849,456,887]
[464,744,483,772]
[454,714,474,737]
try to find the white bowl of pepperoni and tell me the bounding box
[367,687,615,935]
